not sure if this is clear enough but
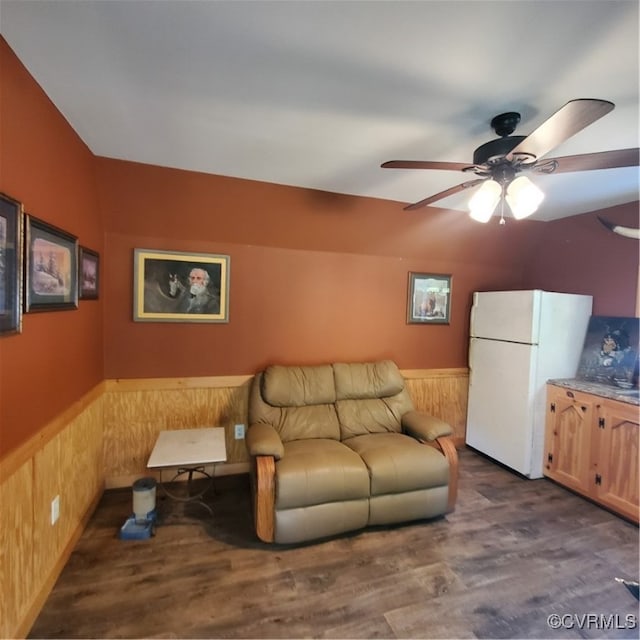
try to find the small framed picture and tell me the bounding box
[407,272,452,324]
[133,248,230,323]
[25,215,79,312]
[0,193,24,335]
[79,247,100,300]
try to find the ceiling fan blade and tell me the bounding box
[543,148,639,173]
[507,99,615,162]
[382,160,471,172]
[404,179,485,211]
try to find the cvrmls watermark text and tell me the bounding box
[547,613,638,631]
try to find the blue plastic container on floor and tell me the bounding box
[118,513,156,540]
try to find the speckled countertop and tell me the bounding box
[548,378,640,406]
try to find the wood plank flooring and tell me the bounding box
[28,449,639,639]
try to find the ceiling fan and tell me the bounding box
[381,99,639,222]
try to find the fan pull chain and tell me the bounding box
[499,186,506,225]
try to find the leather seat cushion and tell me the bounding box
[368,487,449,525]
[343,432,449,495]
[274,499,369,544]
[276,439,370,510]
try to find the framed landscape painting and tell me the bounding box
[407,272,452,324]
[133,248,230,323]
[25,215,79,312]
[79,246,100,300]
[0,193,23,335]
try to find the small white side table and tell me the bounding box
[147,427,227,516]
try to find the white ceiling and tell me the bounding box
[1,0,638,221]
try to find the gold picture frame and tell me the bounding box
[133,248,230,323]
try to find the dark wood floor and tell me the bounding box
[28,449,639,639]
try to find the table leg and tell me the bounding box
[158,465,215,517]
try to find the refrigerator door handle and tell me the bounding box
[468,338,475,384]
[469,302,477,337]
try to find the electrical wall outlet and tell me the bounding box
[234,423,245,440]
[50,495,60,525]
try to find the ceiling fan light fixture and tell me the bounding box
[383,100,636,219]
[506,175,545,220]
[469,179,502,223]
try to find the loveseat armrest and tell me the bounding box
[402,410,453,442]
[428,436,458,513]
[251,455,276,542]
[246,423,285,460]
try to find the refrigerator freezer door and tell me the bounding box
[470,290,541,344]
[466,337,538,477]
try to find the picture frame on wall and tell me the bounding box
[0,193,24,335]
[25,215,79,312]
[407,272,452,325]
[133,248,230,323]
[79,246,100,300]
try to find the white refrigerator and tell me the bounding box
[465,290,593,479]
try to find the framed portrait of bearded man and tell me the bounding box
[133,248,230,323]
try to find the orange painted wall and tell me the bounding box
[96,158,546,378]
[523,201,639,316]
[2,34,638,460]
[0,39,104,456]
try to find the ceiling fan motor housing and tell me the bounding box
[473,135,527,166]
[472,111,525,166]
[491,111,521,136]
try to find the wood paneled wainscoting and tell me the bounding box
[404,368,468,447]
[102,375,254,488]
[0,385,105,640]
[0,367,468,638]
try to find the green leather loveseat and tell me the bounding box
[246,360,458,544]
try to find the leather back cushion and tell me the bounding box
[334,361,414,439]
[262,364,336,407]
[249,360,413,442]
[333,360,404,400]
[249,371,340,442]
[336,393,414,439]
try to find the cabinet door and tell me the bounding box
[594,400,639,523]
[544,387,595,496]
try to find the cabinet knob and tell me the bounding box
[566,391,575,398]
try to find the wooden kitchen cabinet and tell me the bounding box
[545,383,639,523]
[544,387,596,496]
[595,399,639,522]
